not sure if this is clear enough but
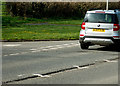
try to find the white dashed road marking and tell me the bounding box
[18,74,26,77]
[3,55,8,57]
[3,44,21,47]
[9,53,20,56]
[49,48,58,50]
[3,43,80,57]
[30,49,37,51]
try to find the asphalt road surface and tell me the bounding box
[2,40,119,84]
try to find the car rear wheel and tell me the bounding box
[80,42,89,49]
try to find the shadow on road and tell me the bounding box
[89,45,120,52]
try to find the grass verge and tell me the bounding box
[2,16,83,41]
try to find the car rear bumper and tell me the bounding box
[79,36,120,45]
[84,38,114,45]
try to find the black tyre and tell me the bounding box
[114,43,120,51]
[80,42,89,49]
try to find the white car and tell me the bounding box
[79,9,120,49]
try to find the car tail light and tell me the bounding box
[113,24,119,31]
[113,36,119,38]
[81,22,85,30]
[80,34,84,36]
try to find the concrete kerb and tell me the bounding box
[1,39,78,42]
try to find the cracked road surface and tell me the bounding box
[2,40,119,84]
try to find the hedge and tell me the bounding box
[5,2,120,19]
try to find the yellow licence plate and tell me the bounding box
[93,29,105,32]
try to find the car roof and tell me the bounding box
[87,10,119,14]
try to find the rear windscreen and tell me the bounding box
[84,13,118,24]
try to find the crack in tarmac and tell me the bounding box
[2,57,118,84]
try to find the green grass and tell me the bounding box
[2,15,83,26]
[2,16,83,41]
[2,15,42,27]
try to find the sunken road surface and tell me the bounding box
[2,40,119,84]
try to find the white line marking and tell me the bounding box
[63,44,69,46]
[108,61,118,62]
[3,44,21,47]
[31,50,41,52]
[33,74,50,77]
[79,66,89,69]
[18,74,25,77]
[57,47,63,48]
[70,43,74,44]
[3,55,8,56]
[74,44,79,46]
[66,46,72,47]
[46,46,54,48]
[30,49,37,51]
[73,65,80,69]
[4,43,79,56]
[10,54,16,56]
[73,65,89,69]
[49,48,58,50]
[9,53,19,56]
[55,45,62,47]
[66,44,79,47]
[104,59,118,63]
[31,51,37,52]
